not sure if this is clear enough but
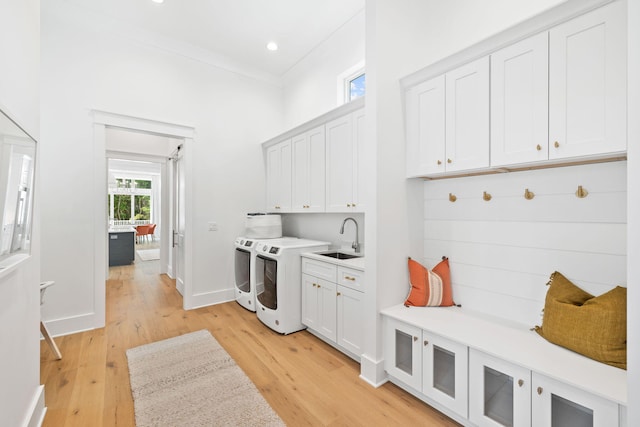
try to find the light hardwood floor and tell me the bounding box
[40,257,460,426]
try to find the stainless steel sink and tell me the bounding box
[318,251,361,260]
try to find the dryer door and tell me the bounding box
[234,248,251,292]
[256,255,278,310]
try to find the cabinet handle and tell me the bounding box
[437,160,442,165]
[518,379,524,387]
[536,144,541,151]
[413,336,418,342]
[337,292,341,296]
[554,141,560,148]
[447,158,452,164]
[275,205,280,209]
[537,386,543,395]
[345,276,356,281]
[317,284,321,289]
[312,283,317,287]
[351,203,356,207]
[424,340,429,346]
[346,203,351,207]
[303,205,309,208]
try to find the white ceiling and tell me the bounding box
[59,0,365,79]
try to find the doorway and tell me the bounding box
[93,111,195,324]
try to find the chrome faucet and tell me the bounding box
[339,217,361,253]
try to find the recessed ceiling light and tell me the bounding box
[266,41,278,51]
[151,0,164,3]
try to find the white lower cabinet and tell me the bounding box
[384,318,468,418]
[470,350,531,427]
[423,332,468,418]
[532,372,619,427]
[301,257,364,359]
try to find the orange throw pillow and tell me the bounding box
[405,257,454,307]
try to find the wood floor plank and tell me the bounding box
[41,256,460,426]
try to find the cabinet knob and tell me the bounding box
[537,386,543,395]
[312,283,317,287]
[447,158,452,164]
[518,379,524,387]
[317,284,321,289]
[554,141,560,148]
[337,292,341,296]
[536,144,541,151]
[346,203,351,207]
[424,340,429,346]
[351,203,356,207]
[437,160,442,165]
[275,205,280,209]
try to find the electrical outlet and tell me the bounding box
[208,222,218,231]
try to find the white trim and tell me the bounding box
[337,61,365,104]
[184,288,235,310]
[23,385,45,427]
[359,353,388,387]
[42,312,98,338]
[92,110,195,139]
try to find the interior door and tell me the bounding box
[172,146,186,295]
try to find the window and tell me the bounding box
[337,61,365,104]
[108,176,154,225]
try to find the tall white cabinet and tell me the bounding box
[265,139,292,212]
[291,125,325,212]
[548,0,627,160]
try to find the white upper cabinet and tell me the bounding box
[291,125,325,212]
[445,56,490,173]
[265,139,292,212]
[549,1,626,159]
[405,75,446,177]
[326,108,364,212]
[491,32,549,167]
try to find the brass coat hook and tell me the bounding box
[575,185,588,198]
[524,188,535,200]
[483,191,492,202]
[449,193,457,203]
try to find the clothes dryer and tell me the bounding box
[255,238,329,334]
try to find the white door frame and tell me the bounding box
[92,110,195,323]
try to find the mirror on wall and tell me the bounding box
[0,108,36,268]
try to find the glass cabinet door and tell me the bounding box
[423,331,468,418]
[469,349,531,427]
[532,373,619,427]
[383,317,422,391]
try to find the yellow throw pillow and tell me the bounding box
[534,271,627,369]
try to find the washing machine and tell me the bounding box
[255,238,329,334]
[234,236,298,312]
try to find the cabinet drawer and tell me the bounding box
[338,267,364,291]
[302,257,337,282]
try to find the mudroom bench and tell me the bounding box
[381,304,627,427]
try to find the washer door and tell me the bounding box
[234,248,250,292]
[256,255,277,310]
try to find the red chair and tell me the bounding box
[135,224,151,244]
[148,224,157,241]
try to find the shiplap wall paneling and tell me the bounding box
[422,161,627,326]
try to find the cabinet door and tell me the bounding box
[532,372,619,427]
[336,285,363,357]
[384,317,422,391]
[422,331,469,418]
[491,32,549,167]
[301,273,319,329]
[326,114,354,212]
[291,126,325,212]
[265,140,291,212]
[445,56,490,172]
[316,279,337,342]
[351,108,365,212]
[549,1,626,159]
[405,75,446,177]
[469,349,531,427]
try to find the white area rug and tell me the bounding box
[136,249,160,261]
[126,330,284,427]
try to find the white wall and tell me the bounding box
[281,213,364,251]
[360,0,568,385]
[40,1,284,333]
[0,1,44,425]
[423,162,626,326]
[281,9,365,129]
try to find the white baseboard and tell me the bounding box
[24,385,46,427]
[43,312,100,337]
[185,288,235,310]
[359,353,388,387]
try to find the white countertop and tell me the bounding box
[109,226,136,233]
[301,250,365,271]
